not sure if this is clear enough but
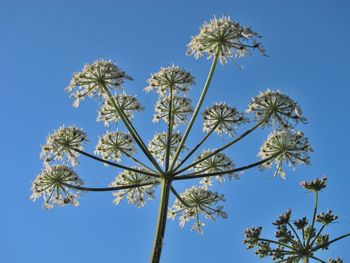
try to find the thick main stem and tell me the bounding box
[150,178,171,263]
[302,256,309,263]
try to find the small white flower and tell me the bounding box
[258,129,313,178]
[110,169,158,207]
[40,126,87,166]
[187,16,264,64]
[193,150,238,188]
[247,89,307,128]
[31,165,83,209]
[95,131,136,163]
[168,186,226,234]
[202,103,248,135]
[97,93,143,126]
[153,96,193,126]
[145,65,195,96]
[148,132,185,165]
[65,60,132,107]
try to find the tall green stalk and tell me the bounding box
[150,178,172,263]
[169,53,220,171]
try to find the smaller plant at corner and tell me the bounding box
[243,177,350,263]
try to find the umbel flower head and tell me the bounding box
[258,129,312,178]
[168,186,226,234]
[202,103,248,135]
[247,89,307,128]
[244,177,348,263]
[300,176,327,192]
[148,132,185,164]
[110,169,158,208]
[95,131,136,163]
[65,59,132,107]
[153,96,193,126]
[187,16,265,64]
[31,165,83,209]
[145,65,195,96]
[40,126,87,166]
[193,150,238,188]
[97,93,143,126]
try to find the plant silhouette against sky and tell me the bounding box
[31,16,321,262]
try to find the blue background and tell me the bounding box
[1,0,349,262]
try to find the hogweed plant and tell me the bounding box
[243,177,350,263]
[31,16,315,262]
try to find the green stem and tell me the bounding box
[309,256,326,263]
[287,222,303,247]
[257,238,295,250]
[173,114,271,175]
[150,179,172,263]
[174,122,219,171]
[302,257,309,263]
[306,191,318,247]
[101,84,163,174]
[311,232,350,252]
[72,148,159,178]
[165,85,174,172]
[169,53,220,171]
[62,182,156,192]
[173,154,278,181]
[170,186,191,208]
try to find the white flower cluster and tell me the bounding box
[148,132,184,164]
[97,93,143,126]
[193,150,238,188]
[95,131,136,163]
[110,169,158,207]
[202,103,248,135]
[145,66,195,96]
[168,186,227,234]
[153,96,193,126]
[65,60,132,107]
[31,165,83,209]
[40,126,87,166]
[247,89,306,128]
[258,129,312,178]
[187,16,265,64]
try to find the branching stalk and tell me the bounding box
[62,182,156,192]
[169,52,220,171]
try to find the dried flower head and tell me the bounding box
[247,89,307,128]
[65,60,132,107]
[148,132,184,164]
[300,176,327,192]
[97,93,143,126]
[258,129,312,178]
[110,169,158,207]
[145,66,195,96]
[187,16,265,64]
[243,227,263,249]
[316,210,338,226]
[40,126,87,166]
[30,165,83,209]
[153,96,193,126]
[168,186,226,234]
[193,150,238,188]
[202,103,248,135]
[95,131,136,162]
[273,209,292,226]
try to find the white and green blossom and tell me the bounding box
[97,93,143,126]
[258,129,312,178]
[40,126,87,166]
[202,103,248,135]
[153,96,193,126]
[95,131,136,162]
[148,132,185,164]
[168,186,226,234]
[65,60,132,107]
[110,169,158,207]
[31,165,83,209]
[193,150,238,188]
[187,16,265,64]
[247,89,306,128]
[145,66,195,96]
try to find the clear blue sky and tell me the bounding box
[1,0,350,262]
